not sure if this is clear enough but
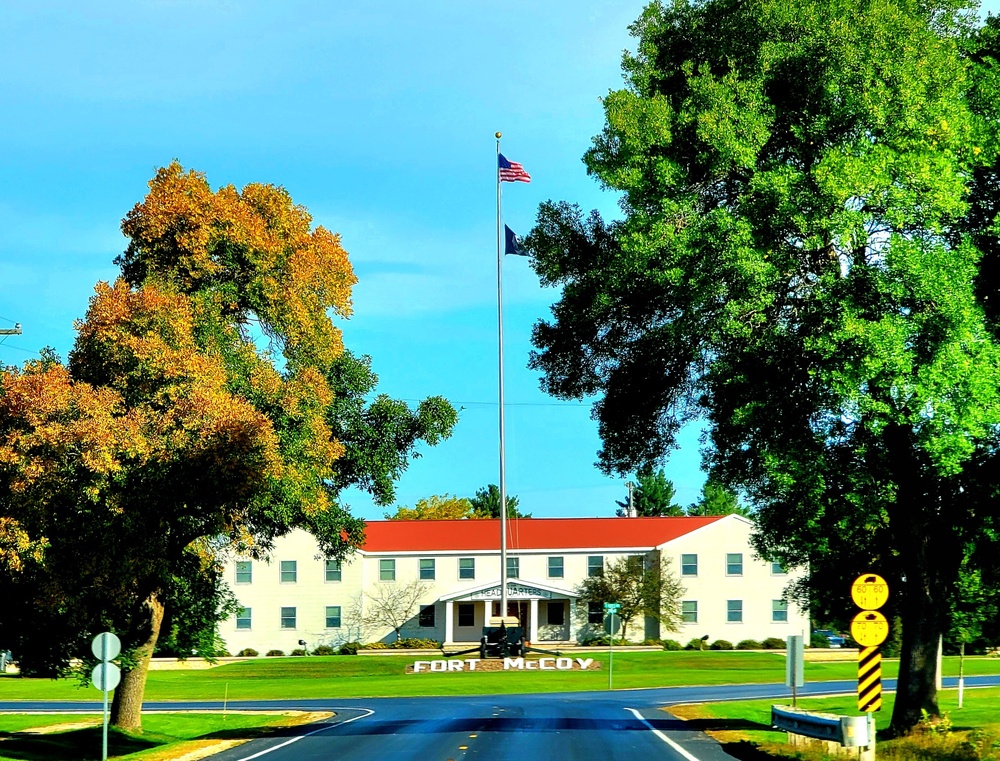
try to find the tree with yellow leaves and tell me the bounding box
[0,163,456,729]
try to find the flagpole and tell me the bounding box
[495,131,508,624]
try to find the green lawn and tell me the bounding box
[0,712,308,761]
[1,652,998,702]
[671,687,1000,761]
[3,655,999,761]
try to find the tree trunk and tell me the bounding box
[883,423,962,735]
[890,561,945,734]
[110,590,165,732]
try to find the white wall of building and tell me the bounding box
[219,515,807,654]
[663,516,809,645]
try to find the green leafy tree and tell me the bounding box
[616,465,683,516]
[524,0,1000,733]
[326,351,456,507]
[0,163,455,729]
[468,484,530,519]
[686,480,751,517]
[575,555,684,639]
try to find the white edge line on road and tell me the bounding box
[625,707,701,761]
[233,708,375,760]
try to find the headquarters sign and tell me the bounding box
[466,582,553,600]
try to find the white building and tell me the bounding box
[220,514,808,653]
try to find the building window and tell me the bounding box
[325,605,342,628]
[681,600,698,624]
[587,602,603,625]
[380,558,396,581]
[726,553,743,576]
[628,554,646,573]
[772,600,788,622]
[507,556,520,579]
[548,556,564,579]
[727,600,743,623]
[236,607,252,630]
[681,554,698,576]
[588,555,604,577]
[235,561,252,584]
[280,606,296,629]
[325,559,342,582]
[280,560,297,583]
[420,558,436,580]
[547,601,565,626]
[419,605,436,628]
[458,603,475,627]
[771,561,786,575]
[459,557,475,580]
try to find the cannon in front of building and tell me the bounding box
[446,620,562,660]
[479,622,524,659]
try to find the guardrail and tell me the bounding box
[772,705,875,759]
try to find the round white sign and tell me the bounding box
[91,632,122,661]
[91,661,121,692]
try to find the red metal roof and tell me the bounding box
[359,515,725,553]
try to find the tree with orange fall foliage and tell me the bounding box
[0,163,456,730]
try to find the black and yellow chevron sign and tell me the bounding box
[858,646,882,712]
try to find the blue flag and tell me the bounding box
[505,225,526,256]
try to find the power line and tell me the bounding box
[400,398,592,409]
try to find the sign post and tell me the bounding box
[91,632,121,761]
[850,574,889,718]
[786,635,804,707]
[604,602,621,691]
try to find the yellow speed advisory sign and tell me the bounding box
[851,610,889,647]
[851,573,889,610]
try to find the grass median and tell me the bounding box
[669,687,1000,761]
[0,711,327,761]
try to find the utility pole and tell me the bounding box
[0,323,21,336]
[628,481,635,518]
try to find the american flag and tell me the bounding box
[498,153,531,183]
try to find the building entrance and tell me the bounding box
[492,600,529,632]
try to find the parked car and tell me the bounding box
[814,629,846,648]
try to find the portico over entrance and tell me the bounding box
[438,580,577,645]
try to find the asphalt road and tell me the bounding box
[6,676,1000,761]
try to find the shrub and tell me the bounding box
[339,642,360,655]
[736,639,762,650]
[662,639,683,651]
[391,637,442,649]
[580,635,628,646]
[709,639,733,650]
[236,648,259,657]
[685,638,708,650]
[361,642,388,650]
[642,638,662,646]
[762,638,786,650]
[265,649,285,657]
[311,645,336,656]
[290,648,306,656]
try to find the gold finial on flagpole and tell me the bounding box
[495,131,502,139]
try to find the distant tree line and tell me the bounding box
[384,484,529,520]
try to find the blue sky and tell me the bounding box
[1,1,996,521]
